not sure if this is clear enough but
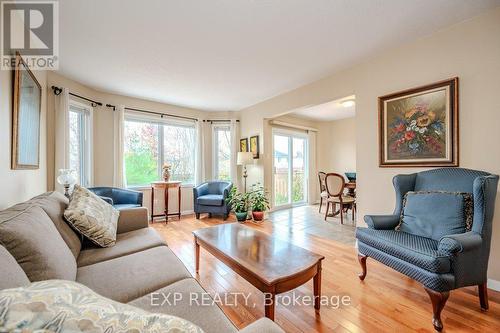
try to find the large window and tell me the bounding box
[124,117,197,187]
[213,125,231,181]
[68,102,92,187]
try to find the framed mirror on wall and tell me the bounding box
[11,52,42,169]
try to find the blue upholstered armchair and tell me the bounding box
[193,181,232,220]
[88,187,143,210]
[356,168,498,331]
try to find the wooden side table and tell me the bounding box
[151,181,182,223]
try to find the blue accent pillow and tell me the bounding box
[397,191,473,241]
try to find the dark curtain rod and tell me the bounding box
[51,86,103,107]
[106,104,198,122]
[204,119,240,123]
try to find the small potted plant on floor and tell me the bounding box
[248,184,270,222]
[227,187,249,222]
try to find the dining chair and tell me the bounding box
[318,172,328,213]
[324,173,356,224]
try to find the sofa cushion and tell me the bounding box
[356,228,451,273]
[397,191,472,241]
[31,192,82,258]
[0,245,30,290]
[0,280,203,333]
[77,227,166,267]
[197,194,224,206]
[114,203,142,210]
[64,185,119,248]
[129,278,237,333]
[0,205,77,281]
[76,246,191,303]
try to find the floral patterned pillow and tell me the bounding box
[0,280,204,333]
[64,185,119,247]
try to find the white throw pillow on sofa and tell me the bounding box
[0,280,204,332]
[64,185,119,247]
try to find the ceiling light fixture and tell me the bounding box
[341,100,355,108]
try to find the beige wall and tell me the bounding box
[46,72,232,215]
[317,117,356,176]
[0,69,48,209]
[239,8,500,281]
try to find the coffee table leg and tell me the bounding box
[194,238,200,273]
[265,292,276,320]
[314,261,322,311]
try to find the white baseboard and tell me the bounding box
[181,210,194,215]
[488,278,500,291]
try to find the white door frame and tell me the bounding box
[271,128,309,210]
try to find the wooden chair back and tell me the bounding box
[318,172,327,193]
[325,173,345,197]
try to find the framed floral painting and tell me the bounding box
[240,138,248,152]
[249,135,259,159]
[379,78,458,167]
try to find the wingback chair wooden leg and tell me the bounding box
[424,287,449,332]
[357,254,367,280]
[478,283,489,310]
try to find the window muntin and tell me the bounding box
[124,116,197,187]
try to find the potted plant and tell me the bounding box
[248,184,270,221]
[227,187,248,222]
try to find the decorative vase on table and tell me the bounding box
[162,164,171,182]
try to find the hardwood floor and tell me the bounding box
[151,207,500,333]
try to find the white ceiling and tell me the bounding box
[58,0,500,111]
[292,95,355,122]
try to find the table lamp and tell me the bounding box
[57,169,76,198]
[237,152,254,192]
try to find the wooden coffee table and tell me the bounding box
[193,223,325,320]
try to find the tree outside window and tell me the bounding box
[124,118,196,187]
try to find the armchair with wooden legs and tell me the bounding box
[323,173,356,224]
[355,168,499,331]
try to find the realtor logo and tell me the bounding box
[1,0,58,70]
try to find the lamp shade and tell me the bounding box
[237,152,254,166]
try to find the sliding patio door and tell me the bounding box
[272,130,308,208]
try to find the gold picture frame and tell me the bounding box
[240,138,248,152]
[12,52,42,169]
[250,135,259,159]
[379,77,459,167]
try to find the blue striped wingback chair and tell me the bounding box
[356,168,498,331]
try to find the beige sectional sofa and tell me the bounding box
[0,192,283,333]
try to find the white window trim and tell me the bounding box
[271,127,309,209]
[212,124,232,181]
[69,99,93,187]
[124,113,197,187]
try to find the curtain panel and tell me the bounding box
[54,87,70,192]
[113,105,126,188]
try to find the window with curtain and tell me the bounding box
[212,125,231,181]
[68,102,92,187]
[124,116,197,187]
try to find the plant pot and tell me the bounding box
[235,212,248,222]
[252,211,264,221]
